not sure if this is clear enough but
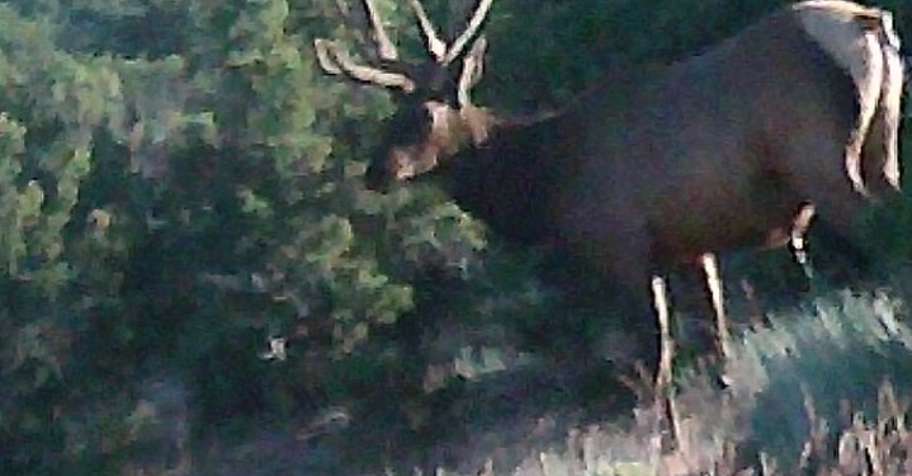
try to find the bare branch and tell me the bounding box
[408,0,447,62]
[444,0,494,65]
[313,39,416,92]
[362,0,399,61]
[457,36,487,107]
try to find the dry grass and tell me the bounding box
[414,289,912,476]
[144,286,912,476]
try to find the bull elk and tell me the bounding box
[315,0,904,386]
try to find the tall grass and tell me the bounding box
[417,288,912,475]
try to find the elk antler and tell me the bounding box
[406,0,494,66]
[457,35,487,108]
[315,0,495,94]
[442,0,494,65]
[362,0,399,61]
[314,38,416,92]
[314,0,415,92]
[407,0,447,62]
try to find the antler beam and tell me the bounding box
[314,39,416,91]
[408,0,447,62]
[407,0,495,65]
[457,36,487,107]
[314,0,495,92]
[362,0,399,61]
[443,0,494,65]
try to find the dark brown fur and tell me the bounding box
[359,1,904,318]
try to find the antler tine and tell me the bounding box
[315,38,345,75]
[314,38,416,92]
[457,36,487,107]
[334,0,351,16]
[330,0,379,62]
[313,0,418,92]
[408,0,448,63]
[362,0,399,61]
[443,0,494,65]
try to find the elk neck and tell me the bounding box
[430,108,577,246]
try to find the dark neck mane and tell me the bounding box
[430,64,666,245]
[435,112,575,245]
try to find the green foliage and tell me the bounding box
[0,0,493,471]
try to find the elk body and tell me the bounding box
[316,1,904,361]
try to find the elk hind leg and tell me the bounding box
[651,274,680,449]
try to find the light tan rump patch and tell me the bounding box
[794,0,891,196]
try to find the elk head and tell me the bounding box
[315,0,497,190]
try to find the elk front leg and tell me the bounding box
[700,252,731,360]
[790,203,816,280]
